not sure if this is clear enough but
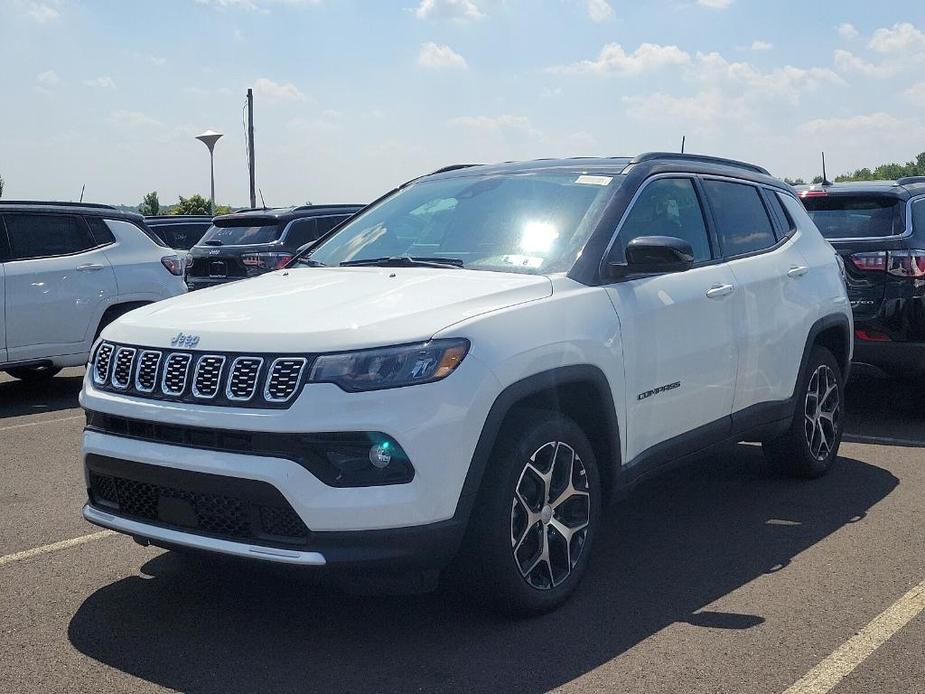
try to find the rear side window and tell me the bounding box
[85,217,117,246]
[316,215,351,237]
[703,180,776,256]
[285,218,318,248]
[912,199,925,235]
[801,195,903,239]
[105,218,169,248]
[3,214,96,260]
[764,191,794,237]
[618,178,712,261]
[200,223,281,246]
[151,223,208,250]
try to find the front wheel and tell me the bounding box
[463,410,601,615]
[763,346,844,478]
[5,365,62,383]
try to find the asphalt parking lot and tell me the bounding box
[1,367,922,693]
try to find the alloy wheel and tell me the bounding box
[804,364,840,461]
[510,441,591,590]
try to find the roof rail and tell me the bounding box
[428,163,482,176]
[629,152,770,176]
[292,203,365,212]
[144,214,213,219]
[896,176,925,186]
[0,200,117,210]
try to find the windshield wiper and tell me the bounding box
[294,258,327,267]
[339,255,464,269]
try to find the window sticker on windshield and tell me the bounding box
[575,175,612,186]
[500,255,545,268]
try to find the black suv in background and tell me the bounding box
[186,204,362,290]
[144,215,213,252]
[798,178,925,378]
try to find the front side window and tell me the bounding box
[703,180,776,256]
[802,195,904,239]
[304,172,621,274]
[3,214,96,260]
[616,177,712,262]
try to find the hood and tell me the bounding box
[105,267,552,352]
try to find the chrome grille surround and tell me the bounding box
[264,358,308,403]
[192,355,226,399]
[226,357,264,402]
[161,353,192,396]
[110,347,137,390]
[93,343,115,385]
[134,350,162,393]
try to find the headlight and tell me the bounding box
[309,339,469,392]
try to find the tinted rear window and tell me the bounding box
[802,195,903,238]
[152,223,209,250]
[703,180,777,255]
[199,223,281,246]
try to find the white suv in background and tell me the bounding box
[0,202,186,382]
[80,154,852,614]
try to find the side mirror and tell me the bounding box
[622,236,694,275]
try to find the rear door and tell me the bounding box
[0,221,7,363]
[604,176,739,463]
[702,179,812,412]
[1,213,117,362]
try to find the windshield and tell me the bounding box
[302,172,621,274]
[802,195,904,239]
[198,223,281,246]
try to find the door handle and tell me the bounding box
[705,283,735,299]
[76,263,105,272]
[787,265,809,278]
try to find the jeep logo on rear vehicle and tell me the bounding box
[170,332,200,349]
[638,381,681,401]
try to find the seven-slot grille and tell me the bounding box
[134,350,162,392]
[193,355,225,399]
[227,357,263,401]
[111,347,137,389]
[90,342,311,408]
[161,353,193,395]
[265,358,307,402]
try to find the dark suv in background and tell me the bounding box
[186,204,362,290]
[798,177,925,378]
[144,215,213,252]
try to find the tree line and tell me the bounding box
[785,152,925,186]
[137,191,232,216]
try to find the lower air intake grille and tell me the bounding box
[87,455,310,546]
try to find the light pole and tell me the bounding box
[195,129,223,214]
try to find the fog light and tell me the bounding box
[369,442,392,469]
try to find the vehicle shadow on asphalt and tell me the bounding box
[844,371,925,446]
[0,369,84,419]
[67,446,898,693]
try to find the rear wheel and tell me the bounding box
[764,346,844,478]
[4,365,62,383]
[463,410,601,615]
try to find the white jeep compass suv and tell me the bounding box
[80,154,852,614]
[1,201,187,382]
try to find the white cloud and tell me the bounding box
[696,0,732,8]
[196,0,321,9]
[28,3,59,23]
[833,49,897,78]
[586,0,614,23]
[750,40,773,51]
[694,51,843,102]
[623,90,751,130]
[548,42,691,76]
[84,76,116,89]
[107,110,163,128]
[414,0,484,22]
[903,82,925,106]
[837,23,858,40]
[448,114,540,137]
[869,22,925,54]
[797,112,905,136]
[418,42,468,70]
[252,77,306,101]
[36,69,59,86]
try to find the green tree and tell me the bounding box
[138,191,160,216]
[213,204,233,215]
[784,177,806,186]
[0,173,4,199]
[172,194,212,215]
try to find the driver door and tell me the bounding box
[604,176,739,465]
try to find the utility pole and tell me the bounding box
[247,88,257,208]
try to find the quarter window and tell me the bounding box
[3,214,96,260]
[618,178,712,262]
[703,180,777,256]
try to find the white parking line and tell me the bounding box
[0,530,115,568]
[0,414,83,432]
[843,434,925,448]
[782,577,925,694]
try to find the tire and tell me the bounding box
[5,365,62,383]
[462,409,601,616]
[763,346,844,478]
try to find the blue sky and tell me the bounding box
[1,0,924,206]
